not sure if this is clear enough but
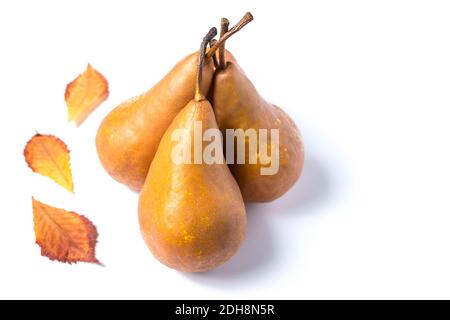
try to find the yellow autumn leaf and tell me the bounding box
[32,198,99,264]
[65,64,109,125]
[24,133,74,192]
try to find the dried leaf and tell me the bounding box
[32,198,99,264]
[24,133,74,192]
[65,64,109,125]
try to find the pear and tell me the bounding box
[96,52,213,191]
[96,13,253,191]
[139,28,246,272]
[212,22,304,202]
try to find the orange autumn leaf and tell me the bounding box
[24,133,74,192]
[32,198,99,264]
[65,64,109,125]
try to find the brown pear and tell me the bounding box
[213,24,304,202]
[139,29,246,272]
[96,13,253,191]
[95,52,214,191]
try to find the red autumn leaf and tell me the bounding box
[65,64,109,125]
[32,198,100,264]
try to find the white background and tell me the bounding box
[1,0,449,299]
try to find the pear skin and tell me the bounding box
[96,52,213,191]
[139,99,246,272]
[213,61,305,202]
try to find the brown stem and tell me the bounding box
[206,12,253,59]
[209,39,219,69]
[195,27,217,102]
[219,18,229,69]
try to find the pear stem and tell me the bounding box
[206,12,253,59]
[195,27,217,102]
[218,18,229,69]
[209,39,219,69]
